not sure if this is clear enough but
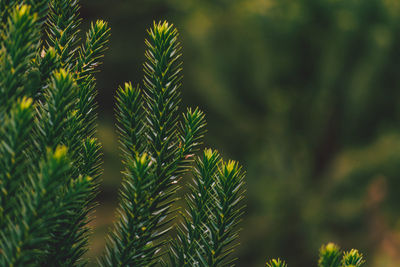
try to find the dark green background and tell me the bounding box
[79,0,400,266]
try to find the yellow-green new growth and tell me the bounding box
[53,145,68,160]
[324,243,340,253]
[318,242,341,267]
[225,159,238,173]
[139,153,149,165]
[204,148,214,160]
[266,258,288,267]
[14,4,37,21]
[342,249,365,267]
[19,97,33,110]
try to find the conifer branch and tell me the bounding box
[115,82,146,159]
[101,153,165,267]
[46,0,81,69]
[168,149,221,266]
[192,158,246,267]
[32,69,92,266]
[38,5,109,264]
[35,68,78,153]
[143,21,182,173]
[31,45,61,101]
[1,1,108,265]
[81,137,103,181]
[75,20,110,139]
[0,4,39,110]
[0,97,34,226]
[47,23,110,265]
[342,249,365,267]
[176,107,207,174]
[40,174,95,267]
[0,146,72,266]
[77,20,110,81]
[318,243,342,267]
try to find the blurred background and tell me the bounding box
[79,0,400,266]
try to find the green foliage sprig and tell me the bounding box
[169,149,222,266]
[46,0,81,69]
[0,145,92,266]
[0,97,34,225]
[196,159,245,267]
[168,149,246,267]
[100,21,210,267]
[0,5,39,110]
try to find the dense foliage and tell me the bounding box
[100,21,246,266]
[0,0,110,265]
[80,0,400,265]
[0,0,373,267]
[0,1,248,266]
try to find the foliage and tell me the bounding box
[100,21,245,266]
[266,243,364,267]
[0,1,247,266]
[0,0,110,266]
[168,149,245,266]
[0,1,368,267]
[80,0,400,265]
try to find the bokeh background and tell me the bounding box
[79,0,400,266]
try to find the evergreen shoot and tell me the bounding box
[100,21,212,266]
[168,149,246,266]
